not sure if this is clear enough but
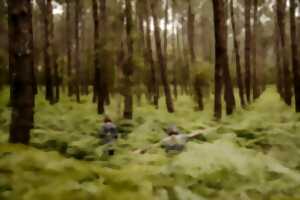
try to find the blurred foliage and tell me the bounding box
[1,87,300,199]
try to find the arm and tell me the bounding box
[187,127,215,140]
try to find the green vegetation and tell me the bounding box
[1,87,300,199]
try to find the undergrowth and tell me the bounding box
[1,87,300,200]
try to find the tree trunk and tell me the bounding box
[289,0,300,112]
[276,0,292,106]
[244,0,252,103]
[99,0,109,111]
[172,4,178,100]
[43,0,54,104]
[212,0,226,119]
[187,0,196,63]
[54,56,60,102]
[123,0,134,119]
[145,0,159,107]
[74,0,81,103]
[275,17,284,98]
[8,0,35,144]
[92,0,100,104]
[164,0,169,58]
[230,0,245,107]
[221,0,235,115]
[151,0,175,113]
[66,0,73,97]
[252,0,259,100]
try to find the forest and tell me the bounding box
[1,0,300,199]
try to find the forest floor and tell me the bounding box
[1,87,300,200]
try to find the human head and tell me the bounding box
[166,125,180,136]
[104,116,112,123]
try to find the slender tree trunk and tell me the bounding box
[66,0,73,97]
[275,17,284,98]
[50,6,59,103]
[54,56,60,102]
[222,2,236,115]
[145,0,159,107]
[244,0,252,103]
[151,0,175,113]
[164,0,169,57]
[252,0,259,100]
[92,0,100,104]
[187,0,196,63]
[172,4,178,100]
[29,4,37,96]
[212,0,226,119]
[123,0,134,119]
[276,0,292,106]
[230,0,245,107]
[74,0,81,103]
[289,0,300,112]
[8,0,35,144]
[94,0,107,113]
[44,0,54,104]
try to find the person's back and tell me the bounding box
[99,117,118,145]
[161,126,188,153]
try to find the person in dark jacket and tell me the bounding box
[99,116,118,155]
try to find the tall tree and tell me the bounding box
[94,0,108,114]
[187,0,196,63]
[276,0,292,105]
[123,0,134,119]
[8,0,35,144]
[92,0,100,103]
[275,16,284,98]
[74,0,81,102]
[230,0,245,107]
[37,0,54,103]
[221,0,235,115]
[252,0,259,99]
[66,0,73,97]
[164,0,169,57]
[212,0,230,119]
[289,0,300,112]
[244,0,252,103]
[145,0,159,107]
[151,0,175,113]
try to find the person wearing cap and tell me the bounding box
[133,125,207,154]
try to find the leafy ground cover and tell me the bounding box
[1,87,300,200]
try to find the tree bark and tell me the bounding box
[187,0,196,63]
[289,0,300,112]
[74,0,81,103]
[230,0,245,107]
[66,0,73,97]
[8,0,35,144]
[212,0,227,119]
[172,4,178,100]
[123,0,134,119]
[92,0,100,104]
[96,0,107,114]
[43,0,54,104]
[252,0,259,100]
[164,0,169,58]
[221,0,235,115]
[244,0,252,103]
[276,0,292,106]
[151,0,175,113]
[145,0,159,107]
